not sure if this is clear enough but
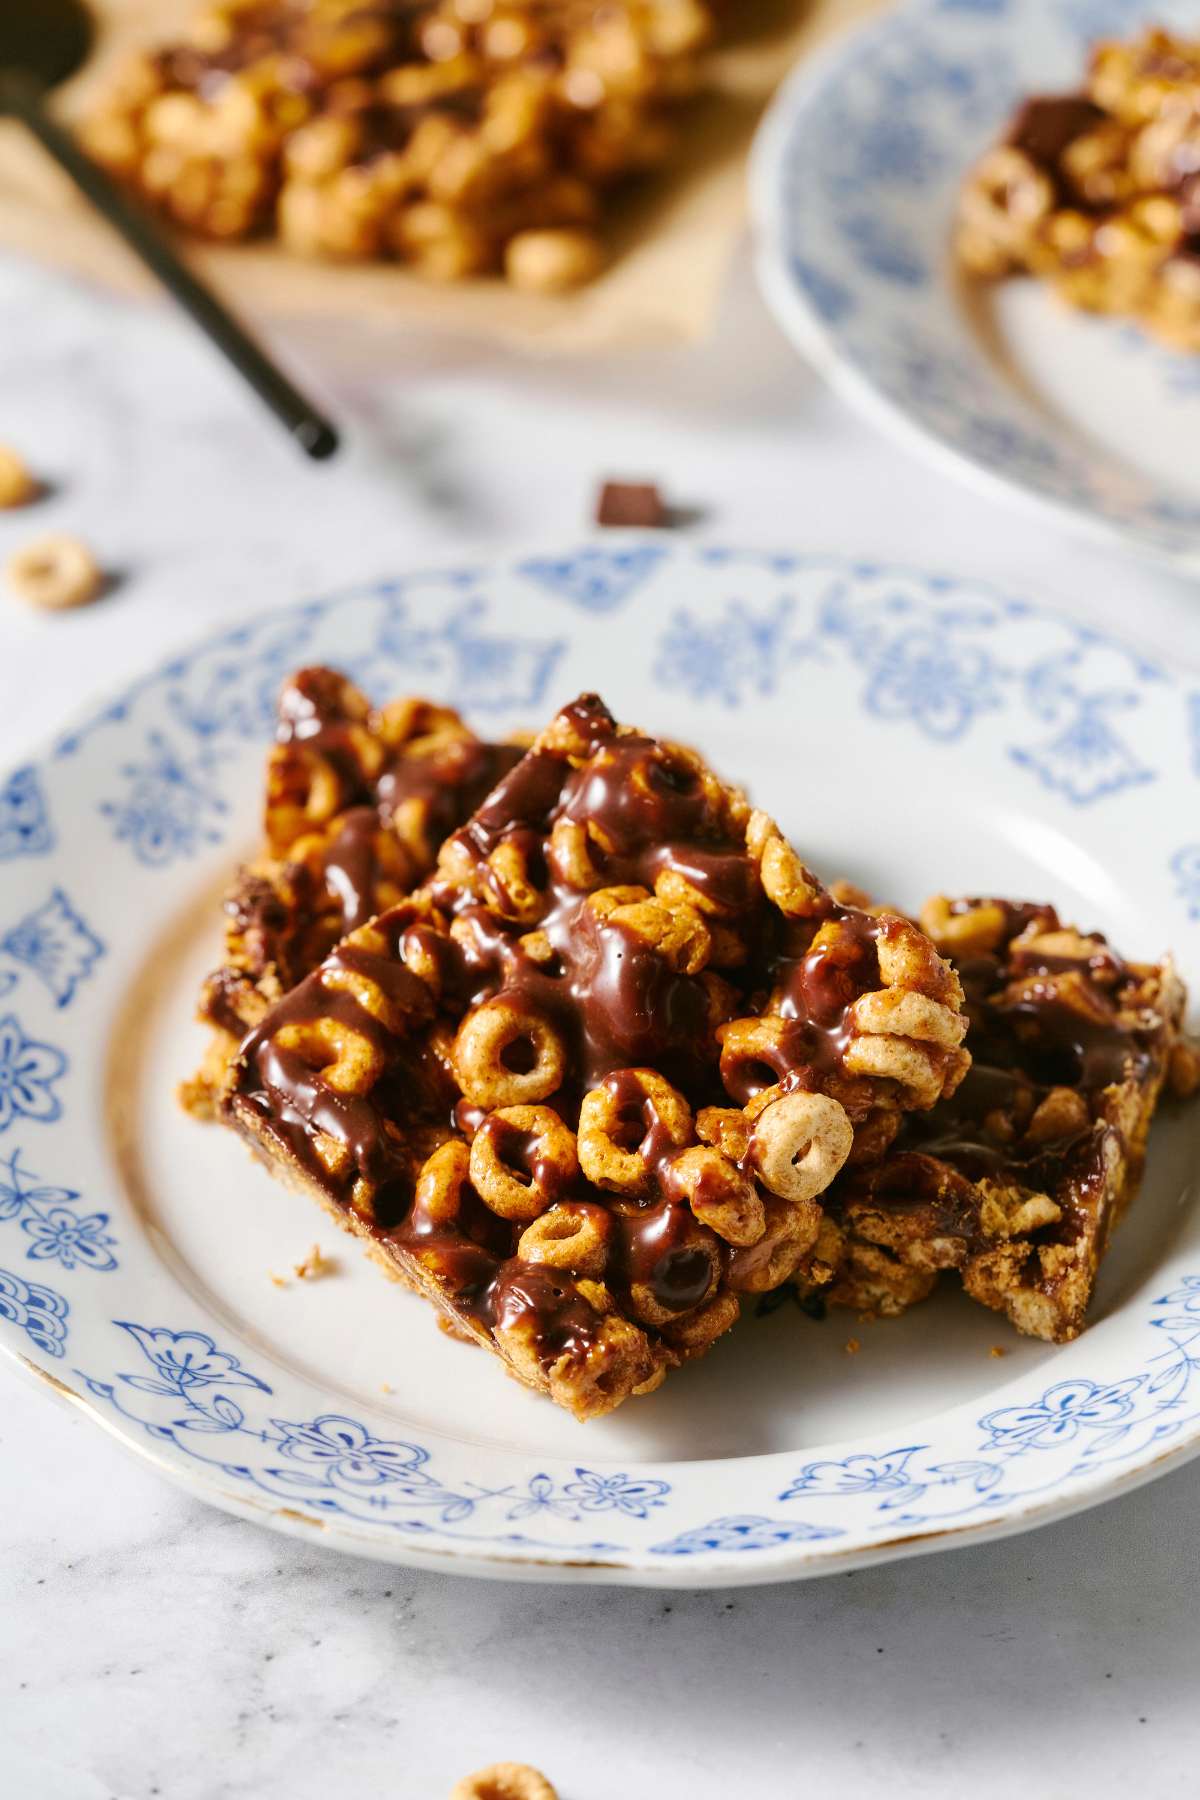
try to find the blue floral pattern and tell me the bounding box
[652,1516,843,1555]
[1172,845,1200,920]
[0,1016,67,1133]
[1,889,105,1007]
[0,1266,69,1358]
[775,1280,1200,1532]
[0,766,53,859]
[101,731,228,867]
[0,542,1195,1578]
[759,0,1200,556]
[0,1150,117,1273]
[661,559,1160,803]
[518,548,667,613]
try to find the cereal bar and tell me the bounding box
[957,27,1200,350]
[216,694,968,1417]
[83,0,720,290]
[825,895,1192,1342]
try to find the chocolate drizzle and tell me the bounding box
[856,898,1170,1247]
[225,689,938,1383]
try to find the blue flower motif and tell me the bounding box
[116,1323,271,1397]
[372,599,563,712]
[0,1265,68,1357]
[654,599,803,706]
[652,1515,843,1555]
[1011,693,1155,806]
[0,1148,118,1272]
[864,629,999,741]
[0,766,53,859]
[101,731,227,867]
[780,1447,925,1501]
[1,889,105,1007]
[980,1378,1140,1451]
[518,547,667,613]
[505,1472,580,1521]
[0,1015,66,1132]
[839,213,928,286]
[790,257,854,324]
[22,1206,116,1272]
[269,1415,429,1492]
[559,1469,671,1518]
[1171,844,1200,919]
[850,113,946,188]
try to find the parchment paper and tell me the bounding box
[0,0,884,350]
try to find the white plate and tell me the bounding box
[752,0,1200,567]
[2,540,1198,1586]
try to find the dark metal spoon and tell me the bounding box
[0,0,339,460]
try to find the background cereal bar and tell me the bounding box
[82,0,721,290]
[956,27,1200,351]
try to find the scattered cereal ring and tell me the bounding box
[450,1763,558,1800]
[0,446,37,509]
[6,534,102,610]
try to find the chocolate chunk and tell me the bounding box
[1007,94,1105,169]
[595,481,669,529]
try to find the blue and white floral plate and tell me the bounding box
[752,0,1200,566]
[2,540,1199,1586]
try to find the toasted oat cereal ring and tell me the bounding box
[749,1089,853,1205]
[745,809,826,918]
[577,1068,693,1196]
[850,989,967,1050]
[919,895,1007,956]
[265,742,347,844]
[273,1014,384,1095]
[469,1105,579,1222]
[624,1209,722,1327]
[717,1016,796,1103]
[412,1141,473,1231]
[658,1290,740,1352]
[596,890,711,975]
[960,146,1055,261]
[517,1200,611,1276]
[6,533,102,609]
[482,840,545,924]
[0,446,37,509]
[695,1103,752,1163]
[875,915,963,1007]
[842,1034,944,1108]
[547,816,608,891]
[726,1196,822,1293]
[505,225,605,292]
[666,1144,764,1247]
[452,999,566,1108]
[450,1763,558,1800]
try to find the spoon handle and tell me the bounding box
[3,77,339,460]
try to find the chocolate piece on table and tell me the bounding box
[595,481,669,529]
[216,693,969,1418]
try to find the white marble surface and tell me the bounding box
[1,246,1199,1798]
